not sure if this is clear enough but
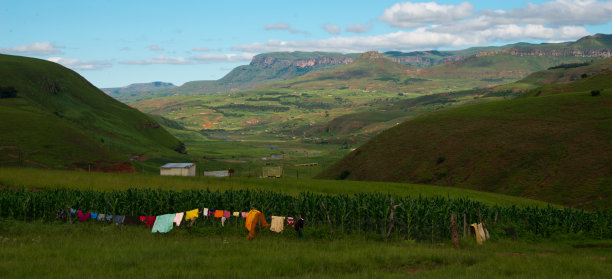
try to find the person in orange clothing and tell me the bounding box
[245,207,269,239]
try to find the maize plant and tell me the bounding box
[1,187,610,241]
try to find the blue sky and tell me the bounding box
[2,0,612,88]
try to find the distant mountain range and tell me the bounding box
[101,81,176,96]
[110,34,612,104]
[0,54,185,171]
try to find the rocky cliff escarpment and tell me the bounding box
[249,54,354,68]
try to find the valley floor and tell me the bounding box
[1,220,610,278]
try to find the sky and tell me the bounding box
[2,0,612,88]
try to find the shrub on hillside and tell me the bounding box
[0,86,18,98]
[591,90,601,97]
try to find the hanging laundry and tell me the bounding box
[185,209,199,221]
[287,217,294,227]
[77,210,91,222]
[245,209,269,239]
[97,214,105,221]
[203,208,209,216]
[214,210,224,218]
[270,216,285,233]
[223,210,231,218]
[70,208,77,215]
[209,210,215,217]
[241,212,247,218]
[91,213,98,220]
[233,212,240,217]
[140,216,147,222]
[106,215,114,221]
[152,214,175,233]
[221,217,227,227]
[145,216,156,228]
[124,216,141,226]
[174,212,184,226]
[113,215,125,226]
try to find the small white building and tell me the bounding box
[160,163,196,176]
[203,170,230,177]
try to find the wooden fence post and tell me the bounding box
[463,213,467,238]
[66,206,72,230]
[386,196,402,240]
[451,214,460,248]
[321,201,334,238]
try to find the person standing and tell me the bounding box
[295,213,305,240]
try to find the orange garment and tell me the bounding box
[214,209,224,218]
[245,209,269,239]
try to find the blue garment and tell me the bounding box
[70,208,77,215]
[152,214,175,233]
[105,215,113,221]
[91,213,98,219]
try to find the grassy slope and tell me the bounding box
[317,70,612,209]
[0,54,184,171]
[0,168,553,208]
[2,220,611,279]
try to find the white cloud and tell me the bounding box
[346,23,374,33]
[191,53,255,63]
[264,22,310,35]
[149,44,163,51]
[493,0,612,26]
[120,55,191,65]
[193,47,211,52]
[234,0,603,53]
[47,57,111,70]
[232,24,589,53]
[379,1,474,28]
[323,24,341,35]
[0,42,63,56]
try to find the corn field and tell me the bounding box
[1,188,610,241]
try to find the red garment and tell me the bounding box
[223,210,231,218]
[77,210,91,222]
[287,217,294,227]
[145,216,156,228]
[139,216,146,222]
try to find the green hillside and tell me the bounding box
[317,69,612,210]
[0,54,185,171]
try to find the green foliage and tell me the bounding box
[2,187,610,241]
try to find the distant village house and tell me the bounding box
[160,163,196,176]
[203,169,234,178]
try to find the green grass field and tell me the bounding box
[1,219,610,278]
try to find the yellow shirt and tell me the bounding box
[185,209,199,221]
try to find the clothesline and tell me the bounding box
[65,208,296,234]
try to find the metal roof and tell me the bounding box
[160,163,194,169]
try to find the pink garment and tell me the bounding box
[223,210,231,218]
[77,210,91,222]
[174,212,184,226]
[241,212,247,218]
